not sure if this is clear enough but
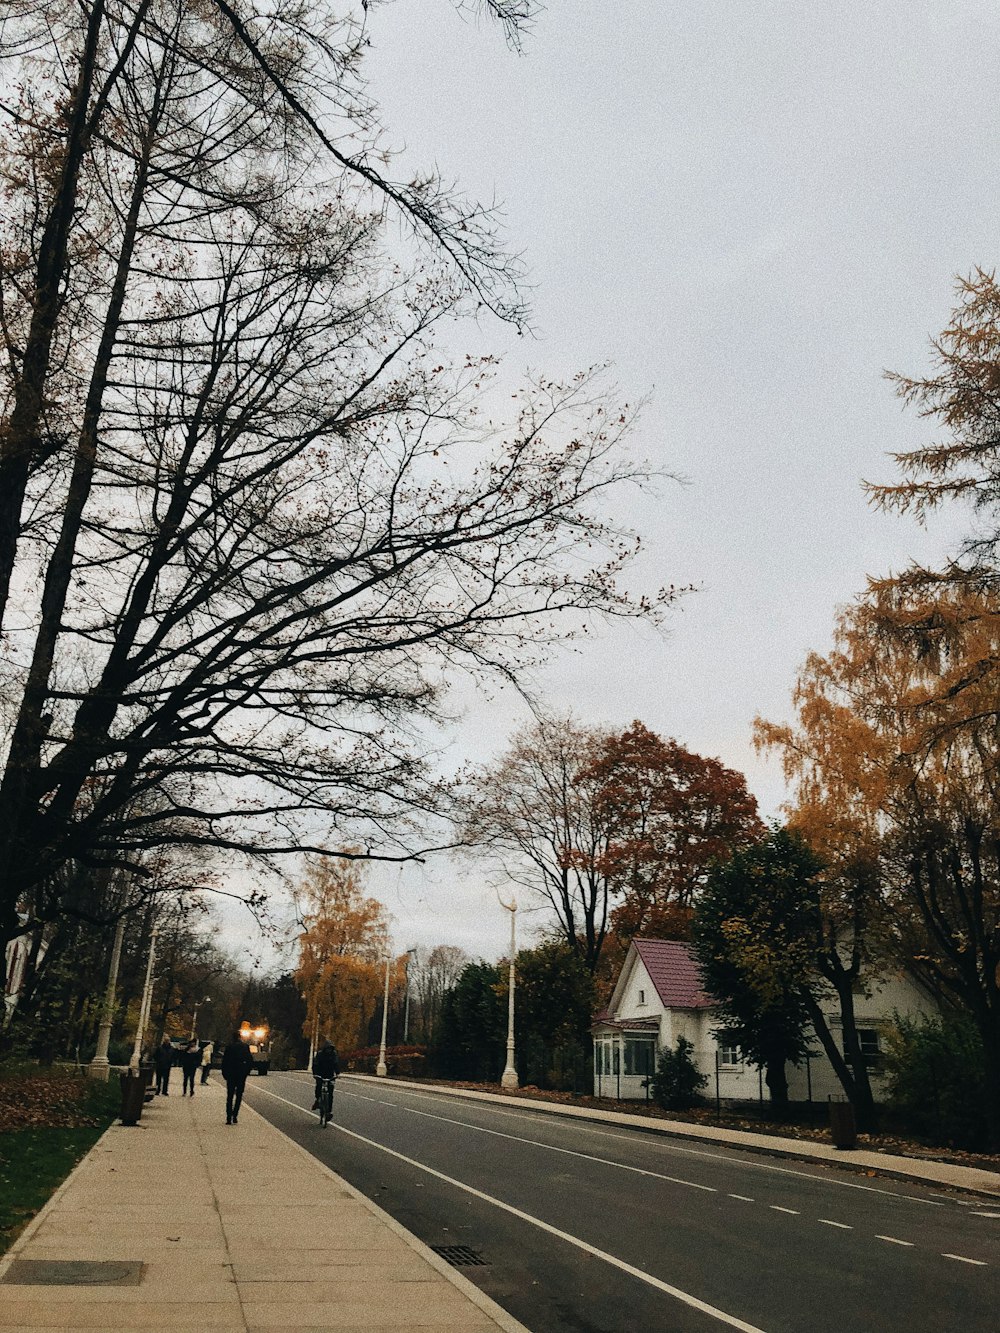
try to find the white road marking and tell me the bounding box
[324,1076,945,1207]
[769,1206,799,1215]
[729,1194,754,1202]
[943,1253,987,1266]
[817,1219,852,1229]
[342,1087,720,1194]
[251,1082,769,1333]
[875,1235,914,1247]
[971,1211,1000,1218]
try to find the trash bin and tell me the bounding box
[828,1098,857,1149]
[119,1071,146,1126]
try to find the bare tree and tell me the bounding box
[410,943,468,1042]
[0,3,674,951]
[463,716,616,972]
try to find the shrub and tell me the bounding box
[883,1013,989,1151]
[648,1036,708,1111]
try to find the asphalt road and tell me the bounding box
[244,1073,1000,1333]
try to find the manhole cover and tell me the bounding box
[3,1260,145,1286]
[430,1244,488,1267]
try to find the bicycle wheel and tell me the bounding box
[319,1083,332,1126]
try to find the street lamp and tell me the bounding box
[88,914,126,1082]
[190,996,211,1041]
[376,954,392,1077]
[128,926,158,1073]
[498,895,518,1090]
[403,947,417,1044]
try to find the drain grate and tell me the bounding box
[430,1244,488,1267]
[3,1260,145,1287]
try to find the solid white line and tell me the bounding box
[342,1087,719,1193]
[942,1253,987,1266]
[729,1194,754,1202]
[875,1235,914,1247]
[817,1219,852,1229]
[333,1077,945,1206]
[251,1083,769,1333]
[769,1206,799,1215]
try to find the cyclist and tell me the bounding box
[311,1039,340,1110]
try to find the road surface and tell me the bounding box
[244,1072,999,1333]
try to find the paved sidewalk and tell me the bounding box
[0,1080,528,1331]
[350,1075,1000,1198]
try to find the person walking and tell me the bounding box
[221,1030,254,1125]
[153,1038,174,1096]
[180,1040,200,1096]
[200,1040,214,1084]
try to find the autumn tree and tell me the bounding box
[294,856,401,1053]
[464,718,760,976]
[692,830,817,1112]
[586,721,763,948]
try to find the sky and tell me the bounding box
[222,0,998,973]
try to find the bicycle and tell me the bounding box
[317,1076,336,1127]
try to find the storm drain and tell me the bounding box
[3,1260,145,1286]
[430,1244,488,1267]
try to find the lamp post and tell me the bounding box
[190,996,211,1041]
[403,947,417,1043]
[498,895,518,1090]
[376,954,392,1077]
[88,915,126,1082]
[128,926,158,1073]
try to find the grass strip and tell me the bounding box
[0,1079,119,1255]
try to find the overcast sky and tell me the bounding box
[226,1,997,972]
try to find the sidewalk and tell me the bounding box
[0,1080,528,1331]
[350,1075,1000,1199]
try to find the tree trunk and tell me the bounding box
[764,1057,789,1113]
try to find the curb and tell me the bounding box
[239,1092,531,1333]
[345,1073,1000,1200]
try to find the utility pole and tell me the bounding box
[498,895,518,1090]
[376,954,391,1077]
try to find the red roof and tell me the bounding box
[632,939,713,1009]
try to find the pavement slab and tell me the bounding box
[0,1081,528,1333]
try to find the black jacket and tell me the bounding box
[180,1046,201,1075]
[312,1044,339,1079]
[153,1043,174,1073]
[221,1040,254,1082]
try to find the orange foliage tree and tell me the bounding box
[294,856,402,1054]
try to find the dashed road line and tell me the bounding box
[342,1086,721,1194]
[817,1219,852,1229]
[251,1082,769,1333]
[943,1253,987,1266]
[325,1075,946,1207]
[769,1206,799,1215]
[876,1235,914,1247]
[729,1194,754,1202]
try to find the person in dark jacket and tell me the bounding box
[221,1031,254,1124]
[153,1038,174,1095]
[180,1040,201,1097]
[311,1040,339,1108]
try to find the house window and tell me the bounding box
[596,1040,613,1076]
[717,1036,741,1067]
[638,988,646,1006]
[849,1029,882,1061]
[624,1037,656,1077]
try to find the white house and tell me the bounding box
[591,938,937,1103]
